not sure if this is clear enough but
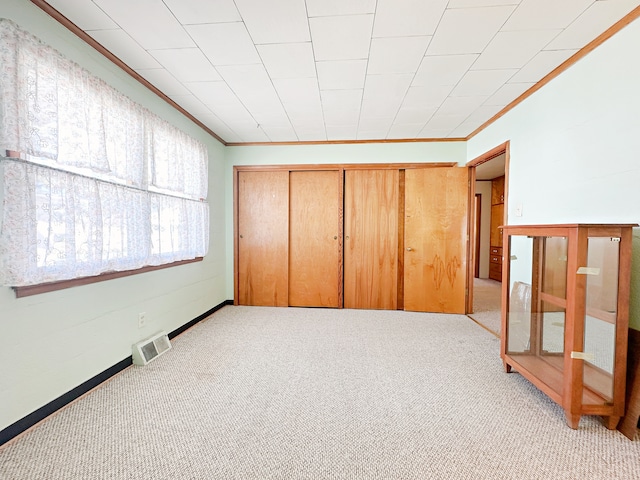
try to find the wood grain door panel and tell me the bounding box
[404,167,468,313]
[237,171,289,306]
[289,171,342,307]
[344,170,399,310]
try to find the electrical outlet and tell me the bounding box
[138,312,147,329]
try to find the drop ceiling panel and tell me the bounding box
[412,54,479,87]
[426,6,517,55]
[93,0,194,50]
[316,60,368,90]
[546,0,640,50]
[87,29,161,70]
[484,82,536,106]
[234,0,310,44]
[452,69,518,97]
[149,49,222,83]
[41,0,640,143]
[47,0,118,30]
[186,23,260,66]
[162,0,241,24]
[310,15,374,61]
[360,74,413,118]
[367,37,431,75]
[373,0,448,37]
[509,49,577,83]
[135,68,191,95]
[257,43,316,79]
[502,0,593,31]
[472,30,562,70]
[306,0,377,17]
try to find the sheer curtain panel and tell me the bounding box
[0,19,209,287]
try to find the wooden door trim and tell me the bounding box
[233,162,456,172]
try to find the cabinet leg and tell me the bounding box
[503,361,512,373]
[602,416,620,430]
[565,412,580,429]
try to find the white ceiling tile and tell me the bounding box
[412,54,478,87]
[149,48,221,82]
[273,78,323,115]
[257,43,316,79]
[546,0,640,50]
[261,125,298,142]
[361,74,413,118]
[357,129,390,140]
[168,94,214,118]
[426,6,516,55]
[185,81,256,122]
[87,29,160,70]
[438,96,488,116]
[186,23,260,66]
[234,126,271,142]
[448,104,505,136]
[451,69,517,97]
[310,15,374,61]
[306,0,376,17]
[135,68,190,95]
[394,106,437,125]
[358,116,394,132]
[367,37,431,75]
[234,0,310,44]
[423,112,467,131]
[419,126,456,138]
[509,49,578,83]
[373,0,448,37]
[189,109,242,142]
[502,0,593,31]
[316,60,367,90]
[387,123,425,139]
[484,82,536,106]
[321,90,363,125]
[294,128,327,141]
[448,0,521,7]
[403,85,454,109]
[94,0,194,49]
[47,0,118,29]
[218,64,290,126]
[163,0,241,24]
[472,29,561,70]
[326,125,358,140]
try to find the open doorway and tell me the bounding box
[467,142,509,336]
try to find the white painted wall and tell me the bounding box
[223,142,468,299]
[0,0,227,431]
[467,16,640,329]
[475,181,492,279]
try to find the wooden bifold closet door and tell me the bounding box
[344,170,399,310]
[237,169,342,308]
[288,170,342,308]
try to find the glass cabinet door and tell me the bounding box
[582,236,620,403]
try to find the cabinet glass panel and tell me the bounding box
[541,236,568,299]
[583,237,619,403]
[506,235,533,354]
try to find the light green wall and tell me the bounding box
[0,0,227,431]
[467,16,640,329]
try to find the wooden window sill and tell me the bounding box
[12,257,203,298]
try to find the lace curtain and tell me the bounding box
[0,19,209,287]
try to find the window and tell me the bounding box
[0,19,209,288]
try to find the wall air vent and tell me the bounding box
[132,331,171,365]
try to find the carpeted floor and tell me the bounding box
[468,278,502,336]
[1,306,639,479]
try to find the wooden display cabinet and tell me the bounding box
[501,224,636,429]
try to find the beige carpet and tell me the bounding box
[1,306,639,479]
[468,278,502,336]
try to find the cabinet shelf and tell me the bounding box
[501,223,635,429]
